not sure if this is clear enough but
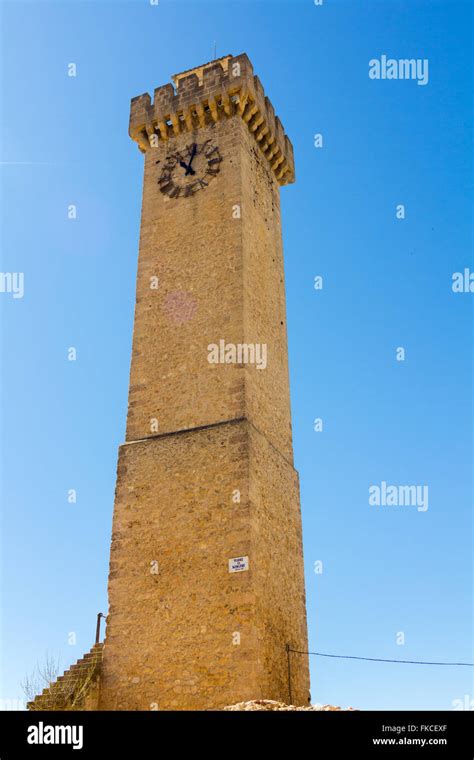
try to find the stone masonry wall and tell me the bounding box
[125,116,245,443]
[100,421,258,710]
[100,420,309,710]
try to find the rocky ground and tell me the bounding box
[224,699,357,711]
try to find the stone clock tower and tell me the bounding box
[99,54,310,710]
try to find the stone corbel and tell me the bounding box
[209,98,219,123]
[195,103,206,128]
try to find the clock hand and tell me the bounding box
[179,160,195,175]
[185,143,197,176]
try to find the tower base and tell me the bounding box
[99,418,309,710]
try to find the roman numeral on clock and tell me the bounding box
[168,185,181,198]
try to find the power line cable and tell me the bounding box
[288,649,474,667]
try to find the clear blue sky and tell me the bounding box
[1,0,472,711]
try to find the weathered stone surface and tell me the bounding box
[99,419,309,710]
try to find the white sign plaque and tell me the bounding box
[228,556,249,573]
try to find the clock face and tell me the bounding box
[157,140,222,198]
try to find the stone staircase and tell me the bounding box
[27,643,103,711]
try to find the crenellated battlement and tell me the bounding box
[129,53,295,185]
